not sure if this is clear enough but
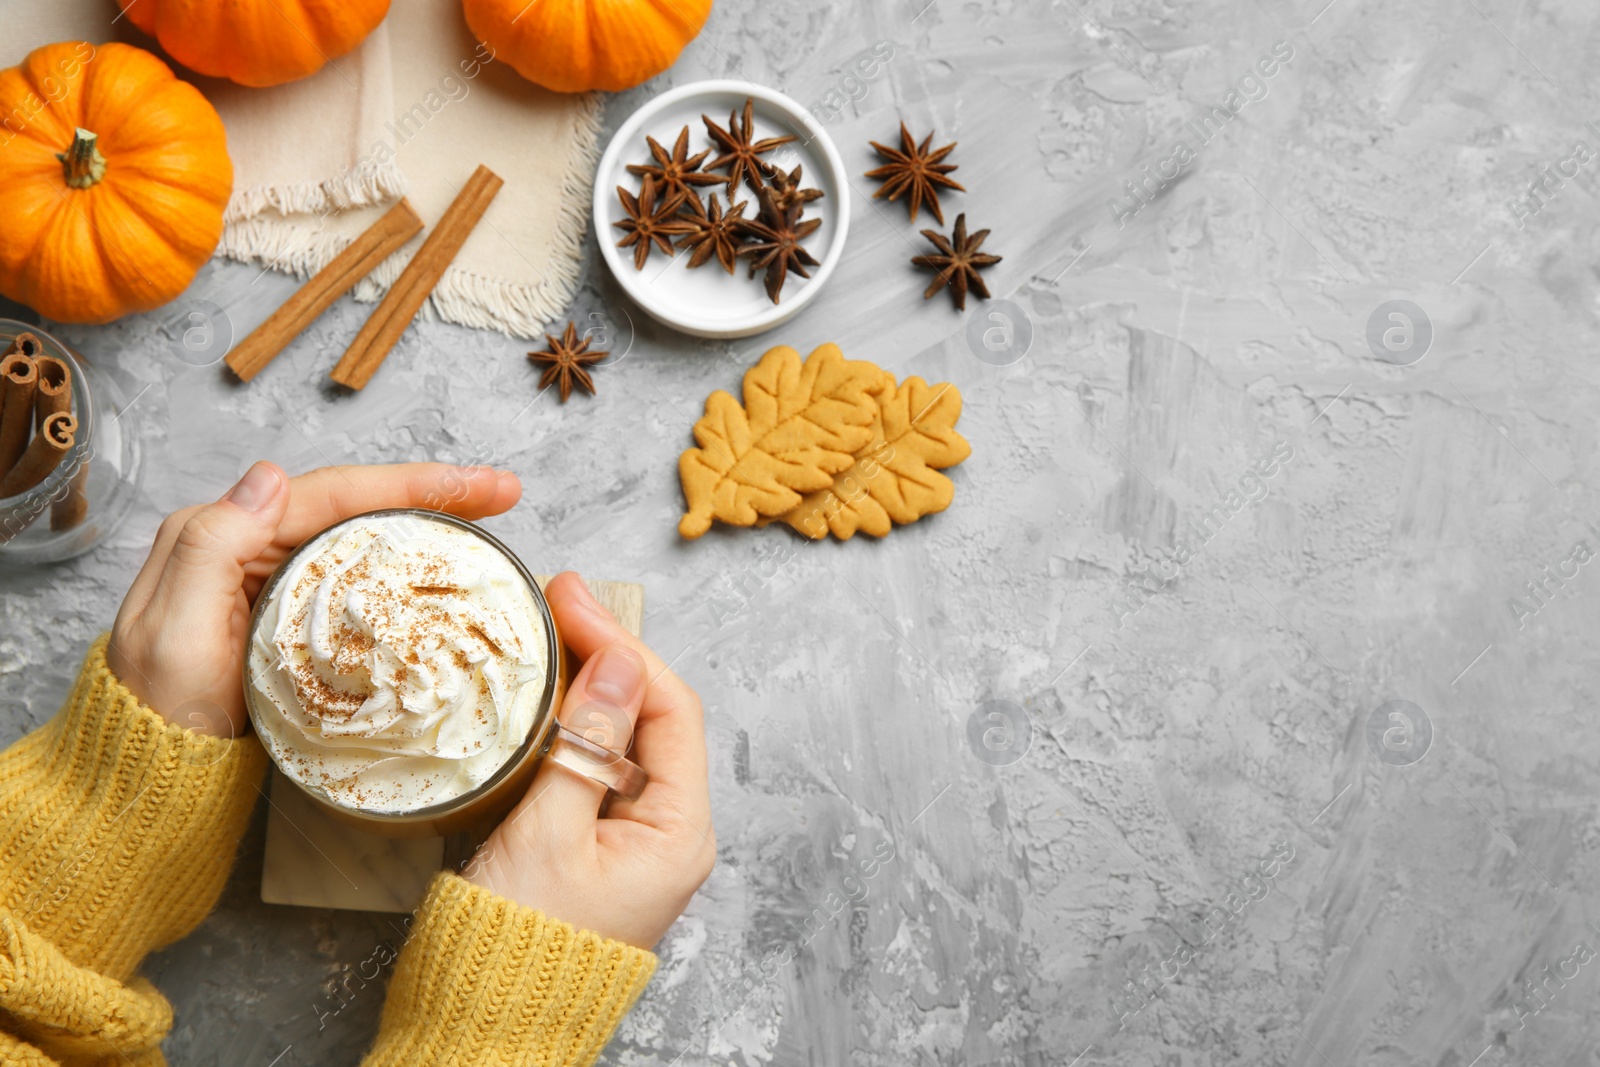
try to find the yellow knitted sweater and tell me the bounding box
[0,639,656,1066]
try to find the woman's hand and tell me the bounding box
[464,572,716,950]
[107,461,522,737]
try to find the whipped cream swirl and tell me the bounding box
[248,513,550,813]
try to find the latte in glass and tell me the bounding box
[246,510,562,832]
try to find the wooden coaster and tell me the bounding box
[260,577,644,913]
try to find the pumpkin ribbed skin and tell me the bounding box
[119,0,391,88]
[463,0,712,93]
[0,42,233,325]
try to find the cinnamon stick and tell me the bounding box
[33,354,71,429]
[330,166,504,390]
[0,349,38,478]
[227,198,425,383]
[51,461,89,532]
[0,411,74,497]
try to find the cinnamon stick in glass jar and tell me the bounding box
[51,463,89,532]
[0,344,38,481]
[0,411,75,497]
[33,354,71,429]
[37,356,85,529]
[3,334,40,358]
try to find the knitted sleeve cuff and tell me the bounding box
[364,873,657,1067]
[0,636,267,982]
[0,909,173,1064]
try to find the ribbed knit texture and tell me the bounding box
[0,637,657,1066]
[0,637,266,1065]
[361,872,657,1067]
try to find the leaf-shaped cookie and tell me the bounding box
[781,376,971,540]
[678,343,884,538]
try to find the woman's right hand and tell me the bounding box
[464,572,716,950]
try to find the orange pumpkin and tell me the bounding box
[0,42,233,325]
[118,0,391,88]
[463,0,712,93]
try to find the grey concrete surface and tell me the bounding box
[3,0,1598,1064]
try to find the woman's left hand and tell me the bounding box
[108,461,522,737]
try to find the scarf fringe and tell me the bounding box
[223,158,409,225]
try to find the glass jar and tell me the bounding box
[0,319,143,563]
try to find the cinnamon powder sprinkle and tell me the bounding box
[465,623,502,657]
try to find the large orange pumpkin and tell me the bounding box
[462,0,712,93]
[118,0,391,88]
[0,42,233,325]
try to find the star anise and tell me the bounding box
[736,184,821,304]
[626,126,724,210]
[614,175,695,270]
[762,164,824,216]
[529,321,606,402]
[703,98,797,197]
[676,192,748,274]
[911,214,1000,311]
[866,122,966,224]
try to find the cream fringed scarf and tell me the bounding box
[4,0,602,340]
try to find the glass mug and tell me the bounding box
[243,508,647,837]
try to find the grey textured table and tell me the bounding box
[2,0,1595,1064]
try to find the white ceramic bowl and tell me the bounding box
[593,80,850,339]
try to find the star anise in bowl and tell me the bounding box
[761,164,824,216]
[676,192,748,274]
[736,184,822,304]
[626,126,725,210]
[614,175,696,270]
[613,97,830,305]
[703,98,797,195]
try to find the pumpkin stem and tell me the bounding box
[57,128,107,189]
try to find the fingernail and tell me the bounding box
[226,462,279,512]
[586,645,645,704]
